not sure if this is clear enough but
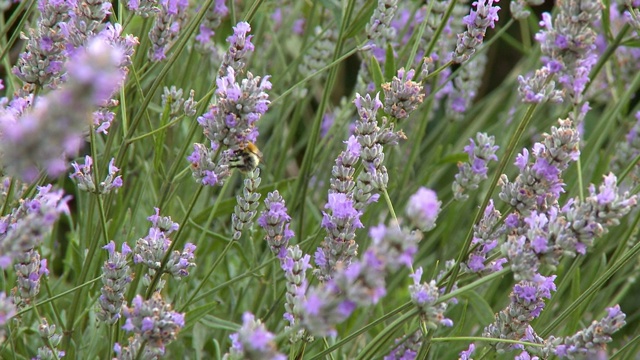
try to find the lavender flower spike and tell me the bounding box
[223,312,286,360]
[36,318,65,360]
[329,135,361,196]
[231,168,262,240]
[366,0,398,42]
[70,156,123,194]
[281,245,312,343]
[12,0,73,89]
[148,0,189,62]
[381,68,425,120]
[127,0,160,17]
[542,305,626,358]
[384,330,423,360]
[258,191,294,258]
[452,0,501,63]
[453,132,499,201]
[195,66,271,185]
[353,93,404,209]
[97,241,133,325]
[301,221,420,336]
[121,293,185,356]
[1,38,126,180]
[0,292,16,342]
[13,249,48,306]
[483,274,556,352]
[0,185,70,270]
[409,267,454,329]
[406,187,441,231]
[219,21,256,77]
[195,0,229,55]
[134,208,196,290]
[313,192,363,281]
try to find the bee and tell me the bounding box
[228,142,263,173]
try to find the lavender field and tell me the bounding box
[1,0,640,359]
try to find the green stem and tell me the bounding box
[382,188,399,224]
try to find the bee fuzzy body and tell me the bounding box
[228,142,262,173]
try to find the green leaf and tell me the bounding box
[621,39,640,48]
[435,152,468,165]
[185,301,224,332]
[384,43,396,80]
[461,290,495,325]
[369,56,384,93]
[344,2,376,39]
[198,314,241,332]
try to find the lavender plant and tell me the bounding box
[2,0,640,359]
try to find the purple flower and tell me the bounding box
[382,68,424,120]
[281,245,311,342]
[69,156,122,193]
[526,0,601,103]
[147,0,188,62]
[2,38,126,180]
[326,193,361,224]
[314,192,363,281]
[13,0,73,89]
[258,191,293,258]
[406,187,441,231]
[452,0,501,63]
[187,143,230,187]
[134,208,195,285]
[197,67,271,157]
[219,21,255,77]
[459,343,476,360]
[121,293,184,354]
[409,267,453,328]
[0,185,70,271]
[453,133,499,200]
[484,274,556,352]
[224,312,286,360]
[543,304,626,358]
[353,92,403,208]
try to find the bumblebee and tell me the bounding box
[228,142,262,173]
